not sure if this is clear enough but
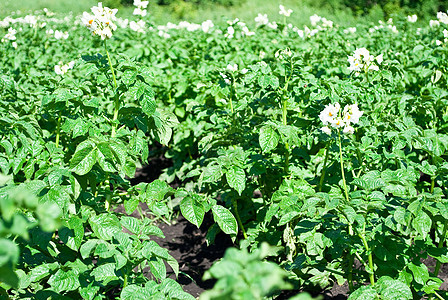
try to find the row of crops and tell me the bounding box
[1,2,448,299]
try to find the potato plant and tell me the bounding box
[1,2,448,299]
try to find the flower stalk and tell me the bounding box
[104,40,119,138]
[55,112,62,148]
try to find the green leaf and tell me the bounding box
[69,140,97,175]
[0,265,18,288]
[407,262,429,285]
[412,211,431,239]
[348,285,377,300]
[376,276,412,300]
[90,263,117,283]
[180,194,205,228]
[121,285,154,300]
[148,257,166,281]
[47,269,80,293]
[89,214,121,240]
[225,166,245,195]
[259,125,279,153]
[212,205,238,236]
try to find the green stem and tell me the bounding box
[123,272,128,288]
[338,130,350,203]
[348,224,354,292]
[282,97,290,175]
[433,291,444,300]
[431,177,435,194]
[104,40,119,138]
[232,198,247,239]
[318,142,330,192]
[55,112,62,148]
[359,233,375,286]
[434,220,448,277]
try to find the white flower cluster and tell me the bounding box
[296,26,319,39]
[369,19,398,34]
[437,11,448,24]
[436,29,448,46]
[343,27,357,34]
[46,29,69,39]
[275,48,292,60]
[224,18,254,38]
[347,48,383,76]
[309,14,333,28]
[407,15,417,23]
[254,13,269,27]
[430,11,448,27]
[130,20,146,33]
[156,20,214,38]
[319,103,363,135]
[279,5,293,17]
[54,60,75,75]
[1,27,18,48]
[133,0,149,17]
[81,2,118,40]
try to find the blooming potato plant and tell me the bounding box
[1,4,448,300]
[319,103,363,135]
[347,48,383,76]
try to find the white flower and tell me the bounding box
[319,102,340,126]
[436,40,443,46]
[348,48,381,74]
[81,2,118,40]
[309,14,322,26]
[255,13,269,26]
[224,26,234,38]
[133,7,147,17]
[437,11,448,24]
[54,60,75,75]
[241,68,248,74]
[241,25,255,36]
[259,51,266,59]
[227,64,238,72]
[321,126,331,135]
[332,118,345,129]
[321,18,333,28]
[267,22,278,30]
[430,20,440,27]
[130,20,145,32]
[201,20,214,33]
[275,48,292,60]
[220,72,231,85]
[343,125,355,134]
[133,0,149,9]
[279,5,293,17]
[54,30,68,40]
[343,104,363,125]
[12,41,17,49]
[407,14,417,23]
[2,27,17,41]
[343,27,357,34]
[376,54,383,64]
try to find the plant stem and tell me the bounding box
[282,97,290,175]
[338,131,355,289]
[104,39,119,138]
[431,177,435,194]
[318,142,330,192]
[359,232,375,286]
[55,112,62,148]
[348,224,354,292]
[337,130,350,203]
[232,198,247,239]
[123,272,128,288]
